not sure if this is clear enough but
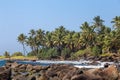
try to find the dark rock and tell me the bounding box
[0,68,11,80]
[104,63,110,68]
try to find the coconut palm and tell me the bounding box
[52,26,67,55]
[93,16,104,34]
[111,16,120,29]
[64,31,75,51]
[17,33,27,56]
[80,22,96,48]
[44,31,53,48]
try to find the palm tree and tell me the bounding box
[35,29,45,54]
[111,16,120,30]
[29,29,36,37]
[93,16,104,33]
[64,31,75,51]
[80,22,96,48]
[17,33,27,56]
[44,31,53,48]
[52,26,66,55]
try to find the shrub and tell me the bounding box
[12,52,23,56]
[92,46,102,56]
[37,48,58,59]
[70,48,92,60]
[27,51,36,56]
[61,48,71,59]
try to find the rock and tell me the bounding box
[33,65,42,72]
[0,67,5,72]
[49,76,60,80]
[26,64,33,71]
[12,75,27,80]
[46,70,57,77]
[84,68,102,80]
[0,68,11,80]
[100,65,119,80]
[38,73,48,80]
[104,63,110,68]
[11,62,20,68]
[19,64,27,69]
[71,74,88,80]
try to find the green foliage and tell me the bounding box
[92,46,102,56]
[17,16,120,59]
[12,52,23,56]
[27,51,36,56]
[70,48,92,60]
[37,48,58,59]
[4,51,10,58]
[61,48,71,59]
[100,53,112,57]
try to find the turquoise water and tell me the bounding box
[0,60,6,66]
[0,60,56,67]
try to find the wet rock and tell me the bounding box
[104,63,110,68]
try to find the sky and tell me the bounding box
[0,0,120,55]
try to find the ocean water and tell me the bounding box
[0,60,6,66]
[0,59,115,68]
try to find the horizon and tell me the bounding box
[0,0,120,55]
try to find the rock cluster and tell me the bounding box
[87,54,120,62]
[0,62,120,80]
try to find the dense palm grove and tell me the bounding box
[18,16,120,60]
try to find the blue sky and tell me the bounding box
[0,0,120,55]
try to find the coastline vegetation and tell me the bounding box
[16,16,120,60]
[8,16,120,60]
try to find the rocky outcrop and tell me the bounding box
[0,62,120,80]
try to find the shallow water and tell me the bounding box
[0,59,115,68]
[0,60,6,66]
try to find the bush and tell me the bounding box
[61,48,71,59]
[37,48,58,59]
[12,52,23,56]
[27,51,36,56]
[70,48,92,60]
[92,46,102,56]
[4,51,10,58]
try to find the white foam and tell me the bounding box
[22,60,116,68]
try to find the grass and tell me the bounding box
[0,56,5,59]
[0,56,37,60]
[11,56,37,60]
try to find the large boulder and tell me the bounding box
[100,65,119,80]
[0,68,11,80]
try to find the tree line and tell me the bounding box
[18,16,120,60]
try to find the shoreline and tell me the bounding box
[0,61,120,80]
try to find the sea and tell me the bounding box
[0,59,115,68]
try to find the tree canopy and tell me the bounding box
[18,16,120,59]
